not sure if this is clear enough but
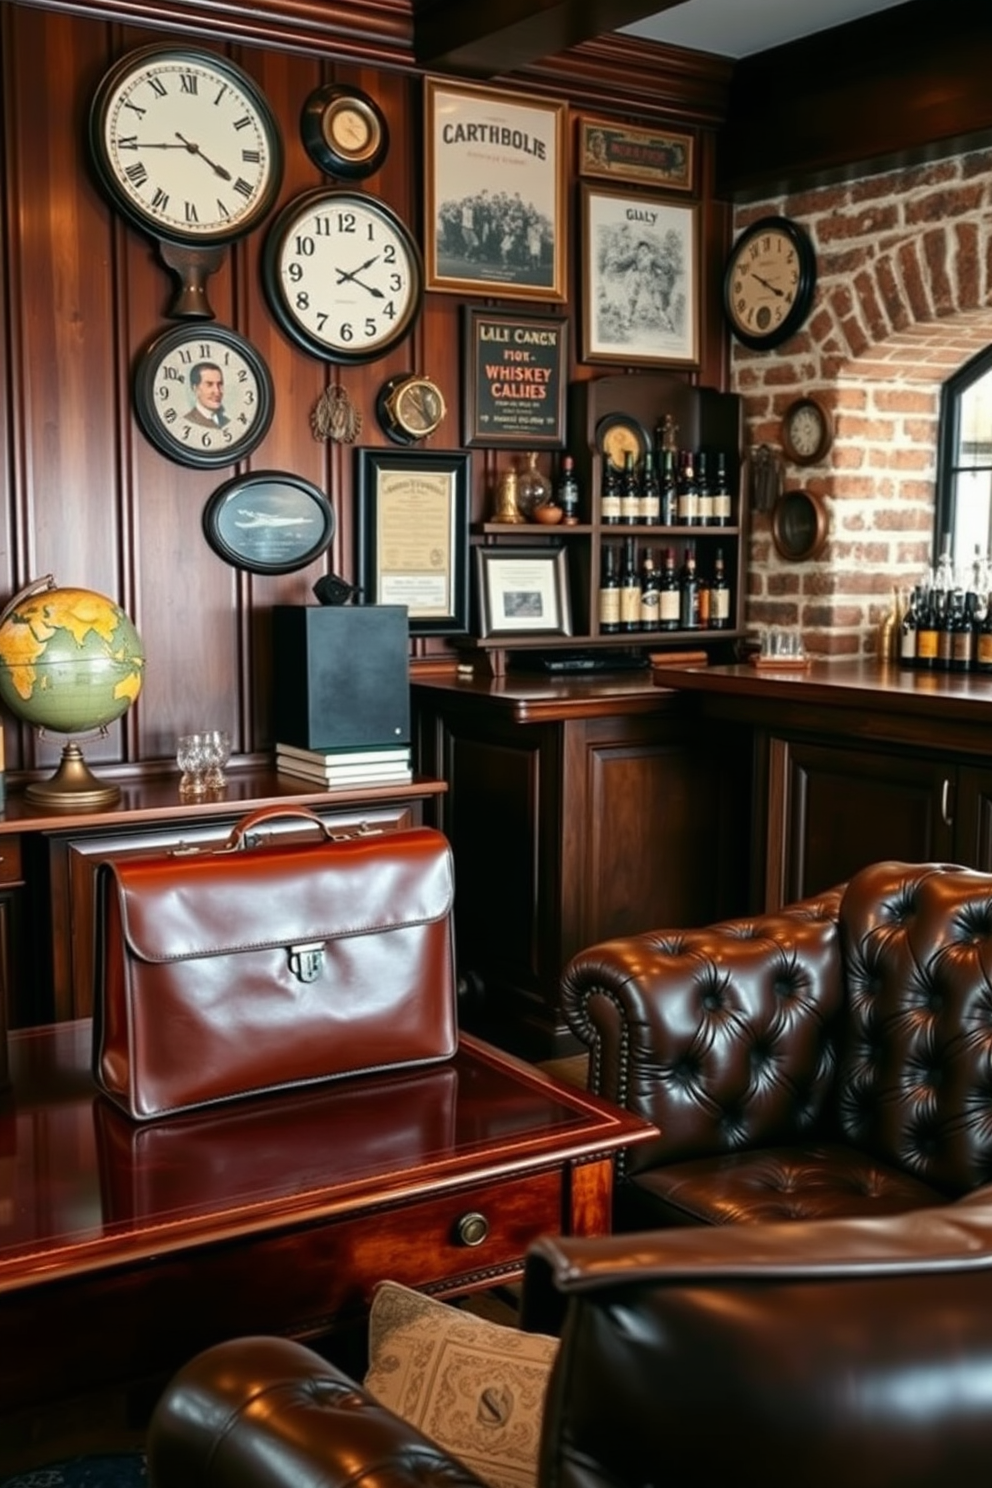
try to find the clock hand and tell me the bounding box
[174,133,232,182]
[335,257,384,298]
[752,273,785,297]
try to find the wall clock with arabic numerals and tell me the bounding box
[89,43,283,247]
[262,188,424,364]
[722,215,817,351]
[133,323,275,469]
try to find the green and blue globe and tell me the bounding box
[0,583,144,736]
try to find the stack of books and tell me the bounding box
[275,742,413,789]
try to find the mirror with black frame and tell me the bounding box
[935,345,992,587]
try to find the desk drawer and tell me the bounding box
[0,836,23,885]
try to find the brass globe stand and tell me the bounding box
[25,738,121,809]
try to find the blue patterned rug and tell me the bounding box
[0,1455,146,1488]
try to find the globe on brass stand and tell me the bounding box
[0,576,146,810]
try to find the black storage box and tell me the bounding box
[271,605,410,751]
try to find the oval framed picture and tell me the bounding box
[203,470,335,575]
[134,323,275,469]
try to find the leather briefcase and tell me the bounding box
[92,806,457,1121]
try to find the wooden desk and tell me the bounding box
[0,1020,654,1417]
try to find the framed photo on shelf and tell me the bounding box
[424,76,567,302]
[577,115,694,191]
[462,307,568,448]
[581,184,699,368]
[202,470,334,575]
[355,448,470,636]
[474,545,572,639]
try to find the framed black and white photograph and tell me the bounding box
[577,115,694,192]
[424,77,567,302]
[462,307,567,448]
[202,470,334,575]
[355,448,470,636]
[474,545,572,638]
[133,323,275,470]
[581,184,699,368]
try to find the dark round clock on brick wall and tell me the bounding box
[723,216,817,351]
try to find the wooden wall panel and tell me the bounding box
[0,2,733,778]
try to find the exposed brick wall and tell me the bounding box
[732,147,992,659]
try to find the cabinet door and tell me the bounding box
[768,736,954,906]
[953,765,992,870]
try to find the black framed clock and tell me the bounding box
[723,216,817,351]
[88,44,283,247]
[133,323,274,468]
[595,413,651,471]
[203,470,335,575]
[262,188,424,364]
[300,83,389,179]
[376,373,447,444]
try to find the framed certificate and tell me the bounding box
[355,449,471,636]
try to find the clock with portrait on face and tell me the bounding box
[89,44,283,247]
[262,188,424,365]
[133,323,275,469]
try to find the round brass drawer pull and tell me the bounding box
[455,1211,490,1247]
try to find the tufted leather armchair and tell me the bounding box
[560,860,992,1228]
[148,1199,992,1488]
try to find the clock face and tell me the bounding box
[300,84,389,179]
[133,324,274,468]
[90,45,283,245]
[782,395,833,465]
[378,374,446,444]
[595,414,649,471]
[723,216,816,351]
[263,189,423,364]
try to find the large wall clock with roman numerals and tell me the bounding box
[88,43,283,247]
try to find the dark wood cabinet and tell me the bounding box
[414,674,749,1057]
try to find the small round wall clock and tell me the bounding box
[89,44,283,246]
[376,373,447,444]
[262,188,424,364]
[203,470,335,575]
[723,215,817,351]
[300,83,389,179]
[781,393,834,465]
[133,324,274,468]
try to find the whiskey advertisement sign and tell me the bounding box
[462,308,567,448]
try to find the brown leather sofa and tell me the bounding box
[148,1200,992,1488]
[560,859,992,1228]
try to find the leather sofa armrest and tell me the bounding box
[147,1336,486,1488]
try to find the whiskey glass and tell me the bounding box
[200,729,232,790]
[176,733,208,796]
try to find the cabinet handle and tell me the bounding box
[941,777,953,827]
[455,1211,490,1247]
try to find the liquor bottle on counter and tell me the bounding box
[977,592,992,674]
[915,586,939,671]
[659,546,680,632]
[898,586,920,667]
[556,454,580,525]
[601,463,621,525]
[696,451,714,527]
[659,448,677,526]
[640,450,660,526]
[951,590,976,672]
[937,591,956,672]
[620,452,640,525]
[619,536,642,633]
[710,548,731,629]
[599,543,620,633]
[679,542,700,629]
[640,548,661,632]
[676,450,699,526]
[712,452,733,527]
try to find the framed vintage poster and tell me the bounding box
[581,184,699,368]
[462,307,567,448]
[474,546,572,639]
[424,77,567,302]
[355,449,470,636]
[577,115,694,191]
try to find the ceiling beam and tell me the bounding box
[412,0,688,77]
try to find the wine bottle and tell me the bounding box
[639,548,661,632]
[712,452,732,527]
[976,591,992,674]
[659,448,677,526]
[915,586,939,671]
[696,450,714,527]
[557,454,580,525]
[679,542,700,629]
[619,535,641,633]
[710,547,731,629]
[640,450,660,526]
[620,452,640,525]
[898,586,920,668]
[599,543,621,634]
[601,463,621,525]
[659,547,680,632]
[676,450,699,527]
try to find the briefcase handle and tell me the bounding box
[225,804,375,852]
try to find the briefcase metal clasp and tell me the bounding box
[288,941,325,983]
